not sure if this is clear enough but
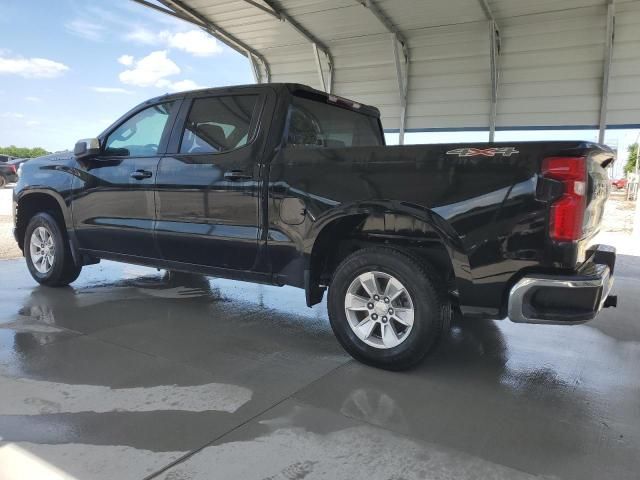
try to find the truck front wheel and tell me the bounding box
[24,212,82,286]
[328,247,449,370]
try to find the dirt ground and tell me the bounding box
[0,187,21,260]
[0,185,637,260]
[0,215,21,260]
[600,190,636,233]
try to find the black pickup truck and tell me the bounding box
[13,83,616,369]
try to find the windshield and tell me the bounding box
[286,95,383,148]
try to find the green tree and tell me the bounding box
[0,145,50,159]
[625,143,638,175]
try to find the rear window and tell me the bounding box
[286,96,382,148]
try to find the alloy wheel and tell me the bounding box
[344,271,415,349]
[29,226,56,274]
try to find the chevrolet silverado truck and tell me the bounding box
[13,83,617,369]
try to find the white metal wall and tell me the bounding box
[404,22,490,131]
[497,6,607,128]
[609,1,640,126]
[157,0,640,134]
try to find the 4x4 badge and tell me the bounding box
[446,147,519,157]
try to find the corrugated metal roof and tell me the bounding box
[148,0,640,137]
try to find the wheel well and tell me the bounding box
[15,193,66,250]
[308,214,457,305]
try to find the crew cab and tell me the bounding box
[13,83,617,369]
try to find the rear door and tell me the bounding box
[72,100,179,258]
[155,89,271,270]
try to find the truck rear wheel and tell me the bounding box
[24,212,82,286]
[328,247,448,370]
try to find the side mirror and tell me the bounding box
[74,138,100,160]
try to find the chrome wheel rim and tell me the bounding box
[344,271,414,349]
[29,226,55,274]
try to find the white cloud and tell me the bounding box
[26,120,41,127]
[117,54,134,66]
[91,86,133,94]
[65,19,105,41]
[124,27,158,45]
[25,96,41,102]
[119,50,180,88]
[124,28,223,57]
[0,55,69,78]
[161,30,223,57]
[0,112,25,118]
[156,79,205,92]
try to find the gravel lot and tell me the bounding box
[0,187,20,260]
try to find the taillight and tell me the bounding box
[542,156,587,241]
[9,164,16,174]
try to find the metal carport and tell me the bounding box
[133,0,640,143]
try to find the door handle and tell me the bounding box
[224,170,252,181]
[130,169,153,180]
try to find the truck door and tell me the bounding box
[72,100,179,258]
[155,90,270,271]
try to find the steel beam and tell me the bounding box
[249,53,261,83]
[312,44,327,93]
[241,0,334,92]
[132,0,204,26]
[237,0,280,18]
[598,0,616,144]
[477,0,501,142]
[478,0,497,23]
[155,0,271,82]
[489,20,500,142]
[391,36,409,145]
[357,1,408,61]
[358,0,409,144]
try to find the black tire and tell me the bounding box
[0,175,6,188]
[328,247,449,370]
[24,212,82,286]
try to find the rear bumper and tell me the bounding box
[508,244,616,324]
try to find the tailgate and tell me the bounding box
[584,146,615,239]
[538,142,615,269]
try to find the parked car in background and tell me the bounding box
[0,154,15,163]
[13,83,618,370]
[0,161,18,187]
[9,158,29,177]
[611,178,628,190]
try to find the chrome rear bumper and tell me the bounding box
[508,245,616,324]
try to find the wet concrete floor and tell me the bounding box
[0,256,638,479]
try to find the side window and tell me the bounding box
[288,107,323,147]
[179,95,258,154]
[105,102,175,157]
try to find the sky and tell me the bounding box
[0,0,253,152]
[0,0,636,177]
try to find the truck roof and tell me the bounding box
[143,83,381,118]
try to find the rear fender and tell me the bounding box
[305,201,471,305]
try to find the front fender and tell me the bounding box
[16,187,72,229]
